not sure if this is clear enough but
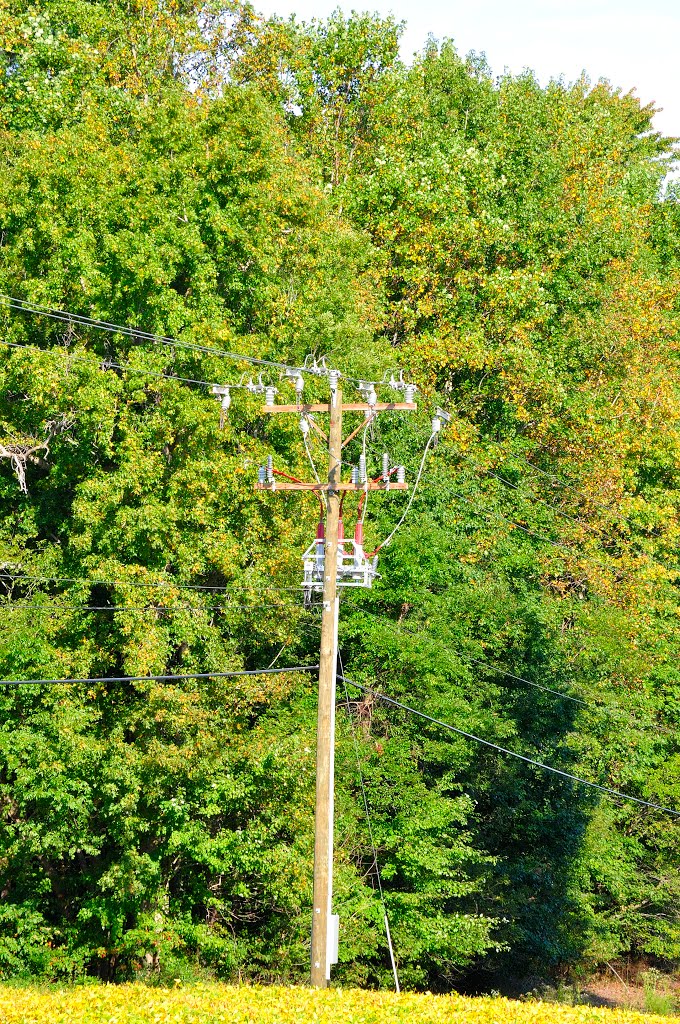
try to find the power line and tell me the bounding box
[0,572,302,594]
[340,677,680,818]
[367,431,436,557]
[467,654,669,732]
[0,664,319,687]
[0,294,402,388]
[465,655,587,707]
[351,419,674,586]
[464,448,679,583]
[0,294,309,376]
[350,607,663,731]
[0,337,218,389]
[497,460,680,585]
[0,295,377,385]
[449,486,573,554]
[483,465,603,538]
[449,483,678,587]
[0,600,301,614]
[512,453,619,516]
[476,432,651,524]
[458,414,662,542]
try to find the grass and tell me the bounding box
[642,970,678,1016]
[0,983,678,1023]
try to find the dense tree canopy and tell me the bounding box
[0,0,679,992]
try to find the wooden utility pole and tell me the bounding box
[309,383,342,987]
[258,383,415,987]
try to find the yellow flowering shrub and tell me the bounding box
[0,985,674,1024]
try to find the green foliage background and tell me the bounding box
[0,0,679,992]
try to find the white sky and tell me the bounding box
[254,0,679,150]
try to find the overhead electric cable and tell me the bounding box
[352,606,662,728]
[460,413,650,526]
[355,606,588,706]
[367,431,437,556]
[465,655,588,707]
[303,430,323,486]
[338,651,400,992]
[0,665,320,687]
[0,294,375,384]
[0,294,309,374]
[1,600,301,613]
[0,294,400,387]
[0,338,218,388]
[482,465,604,538]
[451,480,678,587]
[450,486,573,554]
[341,678,680,818]
[510,455,619,516]
[466,654,667,733]
[467,450,676,576]
[0,572,302,593]
[493,457,680,582]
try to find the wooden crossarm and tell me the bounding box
[261,402,417,414]
[256,481,408,492]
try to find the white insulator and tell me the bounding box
[367,385,377,406]
[432,415,442,434]
[221,389,231,411]
[382,453,390,482]
[266,455,274,483]
[258,466,266,485]
[329,369,340,392]
[299,416,310,436]
[265,386,277,406]
[397,465,406,484]
[358,454,367,483]
[404,384,417,403]
[351,467,359,485]
[295,373,304,395]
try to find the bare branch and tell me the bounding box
[0,441,49,493]
[0,414,75,492]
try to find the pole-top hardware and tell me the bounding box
[247,374,267,395]
[211,385,232,428]
[265,385,278,406]
[286,369,305,396]
[302,354,330,376]
[387,371,417,404]
[358,380,378,406]
[432,407,451,434]
[211,384,231,404]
